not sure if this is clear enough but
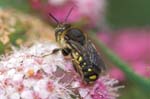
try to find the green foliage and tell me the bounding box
[120,82,149,99]
[9,28,26,47]
[106,0,150,28]
[9,21,27,47]
[0,41,5,54]
[0,0,30,12]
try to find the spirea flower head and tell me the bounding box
[0,42,123,99]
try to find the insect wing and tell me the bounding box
[68,40,106,72]
[67,40,84,55]
[84,40,106,71]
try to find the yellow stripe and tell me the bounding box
[72,53,78,59]
[88,68,92,72]
[89,75,97,80]
[78,56,82,62]
[83,63,86,65]
[75,52,79,56]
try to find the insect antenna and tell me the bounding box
[48,13,59,25]
[64,6,74,23]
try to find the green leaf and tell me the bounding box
[120,82,149,99]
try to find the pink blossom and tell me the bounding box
[108,68,125,81]
[30,0,41,9]
[98,28,150,80]
[131,61,150,78]
[78,75,124,99]
[0,42,122,99]
[0,42,77,99]
[29,0,106,26]
[111,29,148,61]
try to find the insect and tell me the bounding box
[49,7,106,84]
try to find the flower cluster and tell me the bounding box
[78,75,122,99]
[0,42,122,99]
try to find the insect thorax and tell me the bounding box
[65,28,86,45]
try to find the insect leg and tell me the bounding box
[52,47,71,56]
[67,40,84,55]
[72,59,84,78]
[51,48,61,54]
[41,48,61,57]
[62,47,71,56]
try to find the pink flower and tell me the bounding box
[0,42,77,99]
[98,28,150,80]
[111,29,148,61]
[108,68,125,81]
[0,42,122,99]
[78,75,124,99]
[30,0,41,9]
[131,61,150,78]
[29,0,106,26]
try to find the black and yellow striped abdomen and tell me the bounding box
[71,50,99,84]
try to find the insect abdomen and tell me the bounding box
[71,51,99,83]
[82,65,99,83]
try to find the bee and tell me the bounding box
[49,7,106,84]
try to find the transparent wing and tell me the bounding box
[85,40,106,71]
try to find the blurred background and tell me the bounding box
[0,0,149,99]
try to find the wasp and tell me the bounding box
[49,7,106,84]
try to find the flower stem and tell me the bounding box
[91,33,150,93]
